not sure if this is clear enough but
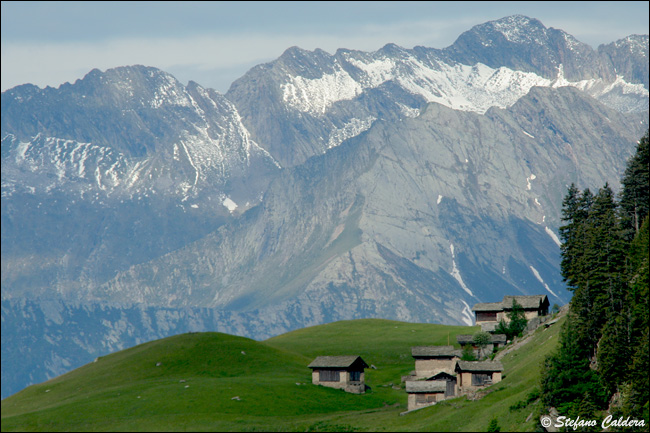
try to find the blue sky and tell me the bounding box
[1,1,648,93]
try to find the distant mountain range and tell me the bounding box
[2,15,648,399]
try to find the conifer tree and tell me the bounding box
[507,299,528,338]
[541,313,606,414]
[620,130,649,241]
[559,183,582,290]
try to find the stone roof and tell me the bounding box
[307,355,368,369]
[411,345,462,358]
[427,372,457,381]
[405,380,447,393]
[502,295,548,310]
[455,360,504,372]
[473,295,549,312]
[456,334,507,344]
[472,301,503,312]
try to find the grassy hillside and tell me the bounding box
[1,317,564,432]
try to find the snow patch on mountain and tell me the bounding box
[280,48,648,117]
[347,57,397,87]
[529,265,559,298]
[460,299,475,326]
[281,67,362,114]
[150,74,192,108]
[545,227,562,247]
[526,174,536,190]
[449,243,475,297]
[552,65,649,112]
[3,134,129,194]
[396,102,421,118]
[491,15,548,45]
[222,196,238,212]
[327,117,376,149]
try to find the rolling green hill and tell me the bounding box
[1,316,564,432]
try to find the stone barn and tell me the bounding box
[405,380,447,411]
[428,371,457,398]
[307,355,368,394]
[473,295,550,328]
[411,345,461,378]
[455,360,503,392]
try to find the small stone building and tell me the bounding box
[456,334,507,358]
[427,371,457,398]
[411,345,462,378]
[455,360,503,391]
[473,295,550,327]
[307,355,368,394]
[405,380,447,411]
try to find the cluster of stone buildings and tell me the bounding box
[306,295,550,413]
[403,345,504,411]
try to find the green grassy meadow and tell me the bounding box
[1,316,564,432]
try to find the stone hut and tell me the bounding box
[307,355,368,394]
[473,295,550,328]
[411,345,462,378]
[427,371,457,398]
[455,360,503,391]
[405,380,447,411]
[456,333,507,358]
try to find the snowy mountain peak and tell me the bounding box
[227,17,647,168]
[609,34,649,58]
[486,15,549,45]
[2,65,280,207]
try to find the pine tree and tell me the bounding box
[487,417,501,432]
[508,299,528,338]
[573,185,625,355]
[560,183,582,290]
[541,313,607,415]
[597,314,631,393]
[620,130,649,241]
[626,217,649,348]
[560,187,595,292]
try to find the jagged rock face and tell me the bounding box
[1,65,280,298]
[227,16,647,167]
[443,15,605,82]
[1,65,279,198]
[98,86,646,315]
[1,15,648,398]
[598,35,650,88]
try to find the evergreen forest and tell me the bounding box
[541,130,649,428]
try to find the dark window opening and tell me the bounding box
[416,394,436,404]
[471,373,492,386]
[476,311,498,322]
[320,370,340,382]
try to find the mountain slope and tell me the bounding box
[97,86,646,323]
[1,65,280,299]
[0,316,565,432]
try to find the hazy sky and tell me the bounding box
[2,1,648,93]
